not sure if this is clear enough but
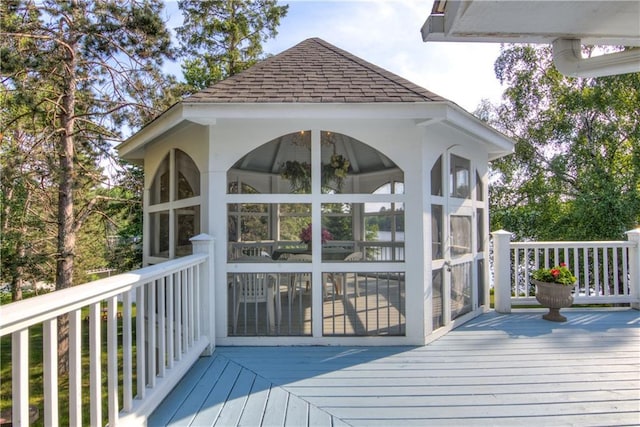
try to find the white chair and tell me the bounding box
[232,273,279,334]
[286,254,312,301]
[343,251,364,296]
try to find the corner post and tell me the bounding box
[625,228,640,310]
[191,233,216,354]
[492,230,513,314]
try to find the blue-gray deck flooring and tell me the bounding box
[149,309,640,426]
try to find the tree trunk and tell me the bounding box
[56,29,78,376]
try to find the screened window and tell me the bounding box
[147,149,201,260]
[450,154,470,199]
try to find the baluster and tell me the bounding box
[194,264,201,338]
[89,302,102,426]
[612,247,620,296]
[107,296,119,425]
[136,285,146,398]
[182,269,189,349]
[513,247,520,297]
[175,272,182,359]
[12,329,29,426]
[167,273,175,368]
[583,247,590,296]
[43,318,58,427]
[158,277,166,378]
[594,246,601,296]
[148,281,156,388]
[123,290,133,411]
[622,247,629,296]
[187,267,194,346]
[69,309,82,425]
[603,246,610,296]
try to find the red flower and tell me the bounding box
[551,269,560,277]
[559,262,567,267]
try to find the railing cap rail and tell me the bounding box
[510,241,635,248]
[0,253,207,335]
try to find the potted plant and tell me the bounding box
[531,262,577,322]
[299,224,333,250]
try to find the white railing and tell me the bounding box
[0,234,215,426]
[492,229,640,312]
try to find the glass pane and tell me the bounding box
[149,211,169,257]
[450,215,472,256]
[278,203,312,241]
[432,268,443,329]
[321,131,402,194]
[322,271,405,336]
[175,149,200,200]
[227,204,270,248]
[477,259,485,307]
[228,272,311,336]
[476,170,483,201]
[227,131,312,194]
[364,202,405,261]
[272,204,311,260]
[450,154,470,199]
[431,156,442,196]
[431,204,443,259]
[175,205,200,257]
[451,262,472,320]
[322,203,355,261]
[150,154,170,205]
[477,208,484,252]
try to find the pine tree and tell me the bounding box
[1,0,176,374]
[176,0,288,92]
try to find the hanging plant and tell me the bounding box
[281,154,350,192]
[280,160,311,192]
[322,154,350,191]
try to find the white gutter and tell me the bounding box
[552,39,640,78]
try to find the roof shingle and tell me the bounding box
[184,38,446,103]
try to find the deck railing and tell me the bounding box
[0,234,215,426]
[492,229,640,312]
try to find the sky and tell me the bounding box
[163,0,506,113]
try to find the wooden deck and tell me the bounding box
[149,309,640,426]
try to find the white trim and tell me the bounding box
[118,102,515,162]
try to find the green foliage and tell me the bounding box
[1,0,176,308]
[487,45,640,241]
[176,0,288,92]
[532,263,577,286]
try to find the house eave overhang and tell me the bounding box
[117,101,514,161]
[421,1,640,78]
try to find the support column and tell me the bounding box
[492,230,512,314]
[191,233,216,354]
[625,228,640,310]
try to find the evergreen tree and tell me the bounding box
[176,0,288,92]
[1,0,176,373]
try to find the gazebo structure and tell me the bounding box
[118,38,514,345]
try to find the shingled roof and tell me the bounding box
[184,38,446,103]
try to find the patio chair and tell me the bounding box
[232,272,279,334]
[286,254,312,301]
[343,251,364,296]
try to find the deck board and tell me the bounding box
[151,309,640,426]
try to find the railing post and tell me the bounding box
[626,228,640,310]
[492,230,513,313]
[191,233,216,354]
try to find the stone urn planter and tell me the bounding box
[533,279,574,322]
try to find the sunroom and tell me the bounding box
[118,38,514,345]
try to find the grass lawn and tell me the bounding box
[1,304,137,426]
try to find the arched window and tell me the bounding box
[148,149,201,261]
